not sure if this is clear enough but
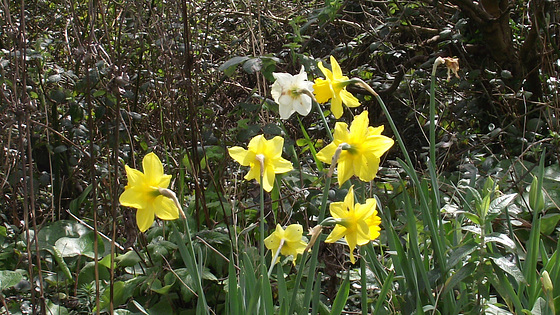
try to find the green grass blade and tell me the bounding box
[373,271,394,315]
[330,272,350,315]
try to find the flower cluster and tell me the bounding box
[119,55,392,266]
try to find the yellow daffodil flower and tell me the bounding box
[265,224,307,265]
[325,186,380,264]
[271,66,315,119]
[313,56,360,119]
[119,152,180,232]
[316,111,394,186]
[228,134,293,192]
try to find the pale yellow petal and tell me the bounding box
[124,165,145,187]
[157,174,172,189]
[228,146,251,166]
[247,134,266,153]
[284,224,304,242]
[339,89,360,108]
[325,225,347,243]
[273,157,293,174]
[136,207,155,232]
[337,156,355,186]
[329,201,347,219]
[265,225,283,251]
[356,152,380,182]
[152,195,179,220]
[262,163,276,192]
[356,220,371,246]
[365,135,395,157]
[330,56,343,79]
[267,136,285,159]
[316,143,337,164]
[143,152,164,184]
[317,61,334,81]
[119,186,149,209]
[330,96,344,119]
[349,111,369,137]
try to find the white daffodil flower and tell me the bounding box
[271,66,314,120]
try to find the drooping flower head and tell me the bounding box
[316,111,394,186]
[119,152,180,232]
[228,134,293,192]
[271,66,314,120]
[325,186,381,264]
[313,56,360,119]
[265,224,307,265]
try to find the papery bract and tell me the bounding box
[119,152,180,232]
[265,224,307,265]
[271,66,314,119]
[313,56,360,119]
[317,111,393,186]
[228,134,293,192]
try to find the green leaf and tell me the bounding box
[447,241,478,269]
[218,56,249,76]
[150,278,175,294]
[116,250,143,267]
[242,58,263,74]
[46,299,69,315]
[443,262,476,296]
[0,270,24,291]
[54,231,101,258]
[331,272,350,314]
[490,255,526,284]
[69,184,93,214]
[540,213,560,235]
[485,233,516,250]
[488,193,517,215]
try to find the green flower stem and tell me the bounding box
[297,116,324,172]
[313,99,334,141]
[360,246,368,315]
[354,77,453,309]
[167,190,208,314]
[260,174,266,260]
[300,173,332,314]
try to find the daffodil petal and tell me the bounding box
[329,201,347,219]
[228,147,250,166]
[349,111,369,136]
[337,156,355,186]
[325,225,347,243]
[366,135,395,157]
[316,143,337,164]
[136,207,155,232]
[330,56,343,79]
[273,158,293,174]
[143,152,164,183]
[356,152,379,182]
[119,186,150,209]
[317,61,334,81]
[153,195,179,220]
[124,165,145,187]
[262,163,275,192]
[330,96,344,119]
[339,89,360,108]
[284,224,304,242]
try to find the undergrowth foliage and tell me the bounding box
[1,0,559,314]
